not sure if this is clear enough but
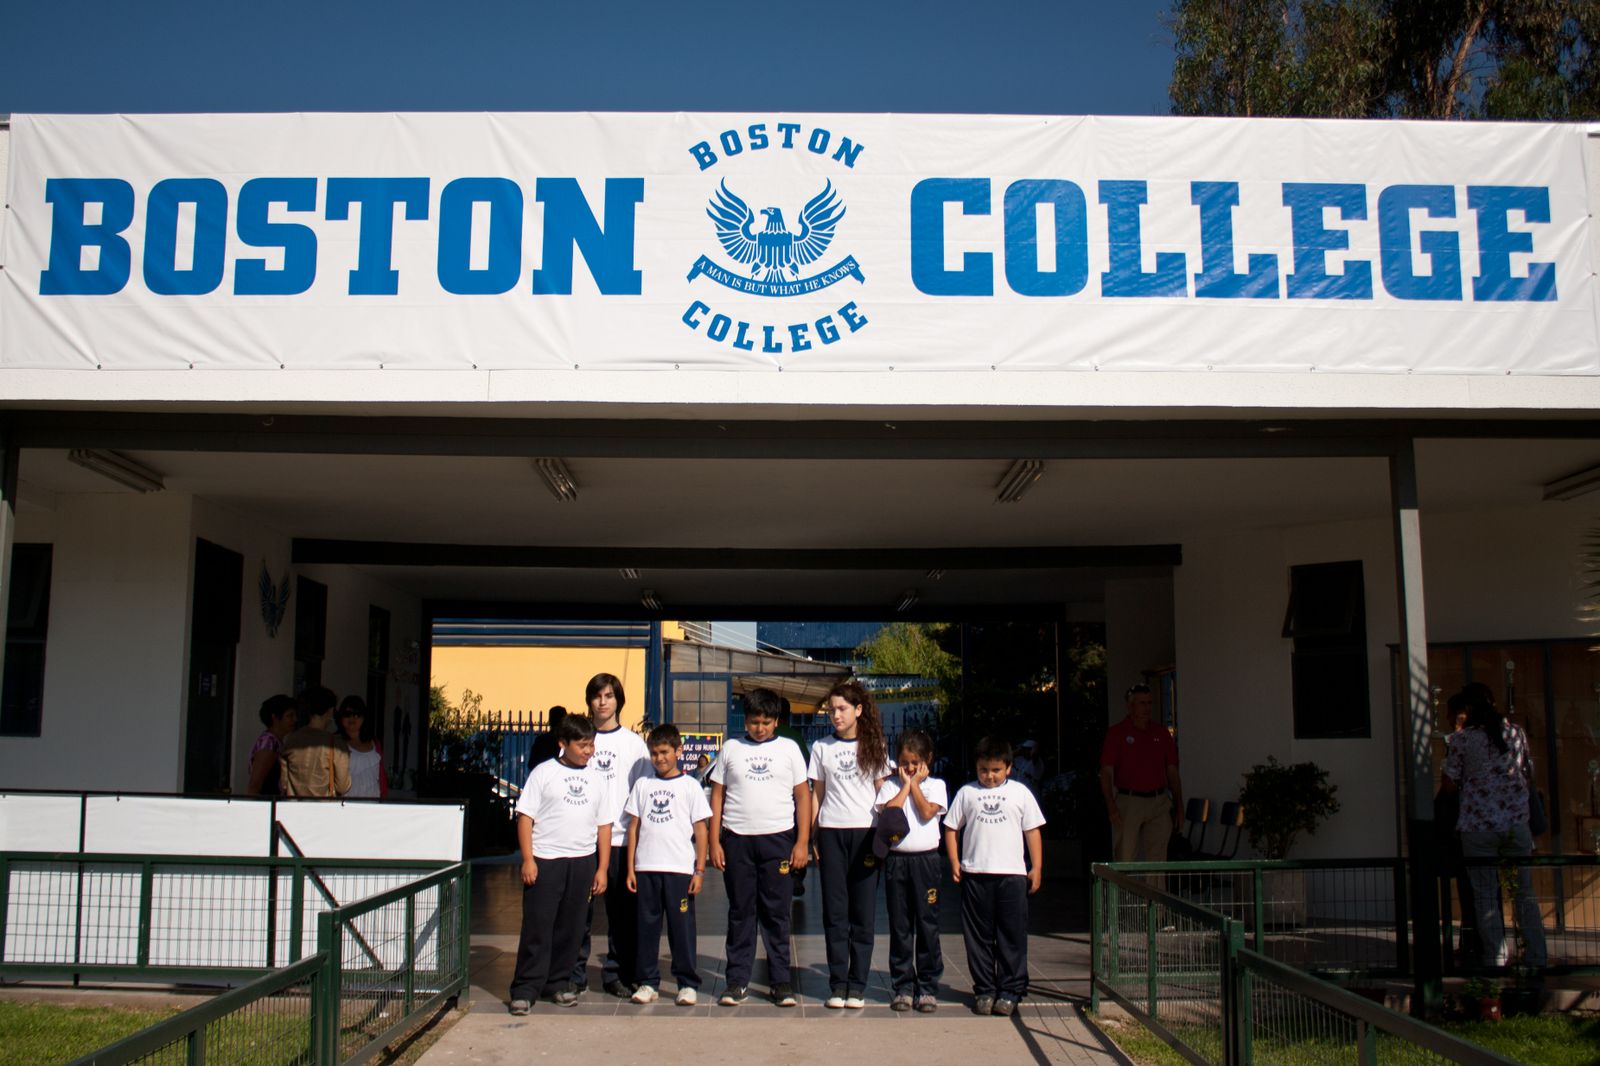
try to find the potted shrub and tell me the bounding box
[1462,976,1502,1021]
[1239,757,1341,926]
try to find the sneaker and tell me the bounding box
[719,984,748,1007]
[508,998,531,1016]
[916,995,938,1013]
[604,980,633,998]
[891,994,913,1012]
[676,987,698,1006]
[993,997,1017,1016]
[844,992,866,1009]
[824,992,846,1009]
[631,984,659,1004]
[973,994,994,1016]
[773,983,797,1007]
[547,989,578,1008]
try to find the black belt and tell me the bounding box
[1117,788,1166,798]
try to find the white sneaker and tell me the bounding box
[675,986,698,1006]
[825,994,846,1009]
[631,984,659,1004]
[844,995,866,1009]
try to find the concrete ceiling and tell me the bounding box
[16,436,1600,614]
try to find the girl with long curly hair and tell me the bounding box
[808,677,891,1008]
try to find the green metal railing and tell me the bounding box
[316,863,472,1066]
[1107,854,1600,978]
[0,851,448,983]
[1092,864,1518,1066]
[65,954,324,1066]
[57,862,470,1066]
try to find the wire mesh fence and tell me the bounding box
[60,862,470,1066]
[319,864,471,1065]
[64,955,321,1066]
[1092,865,1519,1066]
[1449,855,1600,973]
[1238,951,1513,1066]
[0,853,446,980]
[1116,860,1408,976]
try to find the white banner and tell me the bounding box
[1,112,1594,375]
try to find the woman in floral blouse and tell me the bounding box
[1441,682,1547,970]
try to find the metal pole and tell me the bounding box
[1391,440,1442,1015]
[0,423,16,685]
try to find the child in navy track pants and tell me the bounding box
[625,724,712,1005]
[943,736,1046,1017]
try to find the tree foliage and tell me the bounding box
[854,622,960,685]
[1170,0,1600,120]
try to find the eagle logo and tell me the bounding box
[651,795,672,814]
[981,799,1005,816]
[258,561,290,638]
[706,180,845,282]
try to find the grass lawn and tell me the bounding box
[0,996,462,1066]
[1090,1010,1600,1066]
[0,1001,179,1066]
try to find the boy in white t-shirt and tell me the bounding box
[942,736,1045,1018]
[571,672,653,997]
[625,723,712,1006]
[507,714,617,1016]
[708,687,811,1007]
[873,729,948,1013]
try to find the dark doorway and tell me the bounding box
[184,538,243,794]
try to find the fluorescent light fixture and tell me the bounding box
[641,589,663,611]
[67,449,165,493]
[533,457,579,502]
[896,588,919,612]
[995,459,1043,504]
[619,567,640,580]
[1543,463,1600,501]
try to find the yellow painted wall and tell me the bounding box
[431,623,683,731]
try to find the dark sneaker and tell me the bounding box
[891,994,913,1012]
[603,980,633,998]
[547,990,578,1008]
[772,983,797,1007]
[916,995,938,1013]
[719,984,748,1007]
[992,997,1017,1016]
[973,994,994,1016]
[508,998,531,1016]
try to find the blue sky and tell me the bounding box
[0,0,1176,115]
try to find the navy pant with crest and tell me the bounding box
[634,870,700,990]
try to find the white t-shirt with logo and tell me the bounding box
[625,772,713,874]
[943,779,1046,875]
[514,758,619,860]
[591,724,652,836]
[873,775,950,853]
[710,735,808,835]
[809,735,891,829]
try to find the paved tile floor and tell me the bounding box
[416,858,1129,1065]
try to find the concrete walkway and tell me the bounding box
[416,859,1129,1065]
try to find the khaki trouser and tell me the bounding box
[1113,792,1172,863]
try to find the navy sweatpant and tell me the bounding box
[721,829,795,987]
[634,871,700,990]
[817,826,880,993]
[510,853,597,1002]
[960,873,1029,999]
[572,847,637,990]
[884,850,943,997]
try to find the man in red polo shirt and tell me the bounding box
[1099,683,1183,862]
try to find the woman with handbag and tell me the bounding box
[1441,682,1547,970]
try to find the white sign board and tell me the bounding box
[1,113,1595,375]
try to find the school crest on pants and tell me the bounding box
[926,888,939,905]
